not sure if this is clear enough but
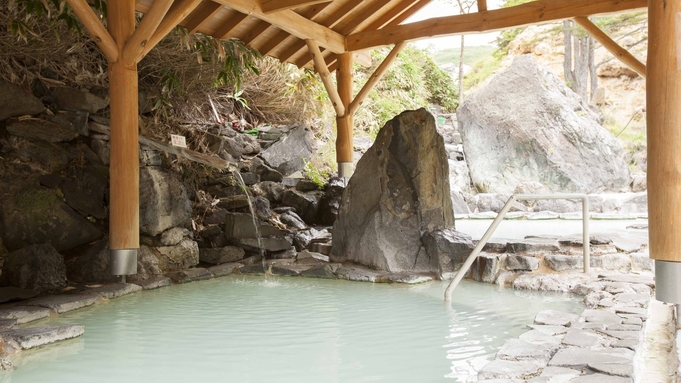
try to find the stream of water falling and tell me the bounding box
[232,171,268,274]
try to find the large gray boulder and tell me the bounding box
[332,108,455,273]
[139,166,192,236]
[0,244,67,293]
[0,80,45,121]
[458,55,631,194]
[260,125,316,176]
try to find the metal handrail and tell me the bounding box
[444,193,590,302]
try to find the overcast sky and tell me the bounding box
[407,0,505,49]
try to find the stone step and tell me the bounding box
[84,283,142,299]
[25,294,100,314]
[1,325,84,349]
[0,306,51,324]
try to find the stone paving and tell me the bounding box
[477,273,658,382]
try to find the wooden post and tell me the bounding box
[647,0,681,303]
[108,0,139,275]
[336,52,354,178]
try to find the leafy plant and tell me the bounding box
[303,159,328,188]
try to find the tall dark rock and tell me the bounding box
[332,108,454,273]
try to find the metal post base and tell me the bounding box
[111,249,138,276]
[655,260,681,304]
[338,162,354,179]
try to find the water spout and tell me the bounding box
[232,171,268,276]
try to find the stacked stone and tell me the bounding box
[478,273,653,382]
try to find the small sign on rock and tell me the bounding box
[170,134,187,148]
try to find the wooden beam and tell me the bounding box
[183,1,224,34]
[212,12,249,39]
[336,52,354,173]
[573,16,646,78]
[306,39,345,116]
[138,0,203,61]
[108,0,139,252]
[261,0,330,14]
[217,0,345,53]
[122,0,174,66]
[64,0,118,62]
[362,0,421,31]
[238,21,271,46]
[256,3,331,55]
[477,0,487,12]
[647,0,681,263]
[276,0,365,62]
[349,42,406,116]
[347,0,648,51]
[389,0,431,26]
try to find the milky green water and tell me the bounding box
[0,276,580,382]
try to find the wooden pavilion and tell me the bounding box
[62,0,680,303]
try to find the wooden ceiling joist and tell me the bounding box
[261,0,331,14]
[346,0,648,51]
[349,41,406,116]
[214,0,345,53]
[256,3,331,56]
[306,39,345,116]
[573,16,646,78]
[276,0,365,63]
[183,1,224,34]
[212,12,249,39]
[139,0,203,60]
[238,21,272,46]
[64,0,118,62]
[123,0,174,66]
[320,0,426,71]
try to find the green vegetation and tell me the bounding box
[354,45,459,136]
[463,54,502,90]
[431,46,496,67]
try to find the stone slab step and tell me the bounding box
[1,325,84,349]
[0,306,51,324]
[134,276,173,290]
[84,283,142,299]
[25,294,100,314]
[167,268,213,284]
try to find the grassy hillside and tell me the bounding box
[431,45,496,67]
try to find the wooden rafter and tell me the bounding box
[256,3,331,55]
[260,0,330,14]
[123,0,174,66]
[363,0,421,31]
[347,0,648,51]
[216,0,345,53]
[64,0,118,62]
[278,0,365,62]
[212,12,249,39]
[573,16,646,78]
[238,20,272,46]
[306,39,345,116]
[477,0,487,12]
[324,0,427,71]
[139,0,203,60]
[348,42,407,116]
[183,1,224,33]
